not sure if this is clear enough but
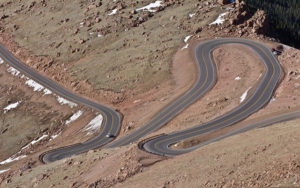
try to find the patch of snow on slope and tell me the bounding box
[0,58,4,64]
[66,110,83,125]
[50,133,61,141]
[210,12,228,25]
[84,114,103,135]
[0,155,26,165]
[21,135,48,150]
[3,101,20,113]
[240,87,252,103]
[7,67,20,76]
[189,13,196,18]
[235,76,241,80]
[257,73,263,80]
[136,1,162,13]
[108,9,118,15]
[56,95,78,108]
[184,35,192,43]
[25,79,44,92]
[181,35,192,50]
[181,44,189,50]
[270,96,276,103]
[0,169,10,174]
[43,88,52,95]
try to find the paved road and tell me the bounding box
[0,45,121,163]
[0,38,286,162]
[143,110,300,156]
[142,38,284,156]
[107,38,282,148]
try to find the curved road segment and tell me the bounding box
[143,110,300,156]
[0,44,121,163]
[107,38,282,148]
[142,38,285,156]
[0,38,286,162]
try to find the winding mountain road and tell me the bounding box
[0,38,291,163]
[107,38,282,149]
[0,44,121,163]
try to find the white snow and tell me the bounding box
[3,101,20,113]
[0,58,4,64]
[66,110,83,125]
[43,88,52,95]
[184,35,192,43]
[235,76,241,80]
[226,7,234,11]
[181,44,189,50]
[97,33,103,38]
[84,114,103,135]
[7,67,20,76]
[0,169,10,174]
[133,99,141,104]
[108,9,118,16]
[257,73,263,80]
[25,79,44,92]
[136,1,162,13]
[21,135,48,150]
[240,87,251,103]
[50,132,61,141]
[181,35,192,50]
[0,155,26,165]
[210,12,228,25]
[20,74,28,79]
[270,96,276,103]
[189,13,196,18]
[56,95,78,108]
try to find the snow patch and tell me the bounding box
[226,7,234,11]
[235,76,241,80]
[181,44,189,50]
[66,110,83,125]
[108,9,118,16]
[181,35,192,50]
[0,155,27,165]
[3,101,21,113]
[270,96,276,103]
[184,35,192,43]
[21,135,48,151]
[56,95,78,108]
[7,67,20,76]
[240,87,251,103]
[133,99,141,104]
[50,132,61,141]
[25,79,44,92]
[43,88,52,95]
[136,1,162,13]
[210,12,228,25]
[189,13,196,18]
[0,58,4,64]
[83,114,103,135]
[0,169,9,174]
[257,73,263,80]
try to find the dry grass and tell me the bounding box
[0,0,220,92]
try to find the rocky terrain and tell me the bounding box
[1,0,300,187]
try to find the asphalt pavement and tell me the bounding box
[0,38,289,162]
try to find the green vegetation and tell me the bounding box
[245,0,300,48]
